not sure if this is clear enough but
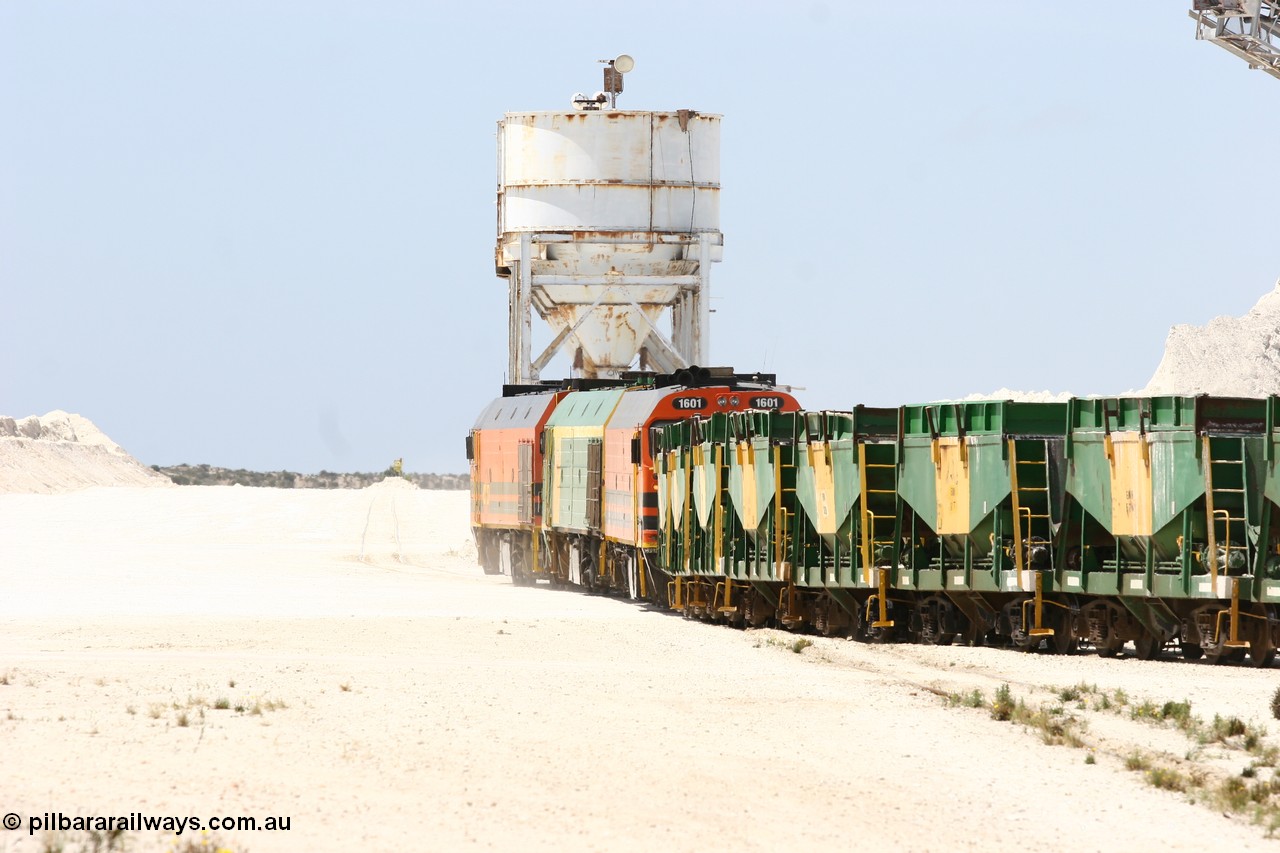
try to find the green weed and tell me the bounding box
[1220,777,1251,812]
[1147,766,1187,792]
[991,684,1014,722]
[1160,700,1194,729]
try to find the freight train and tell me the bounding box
[469,376,1280,667]
[468,367,799,598]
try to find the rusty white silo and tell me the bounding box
[496,107,722,382]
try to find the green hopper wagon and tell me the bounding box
[1062,396,1280,664]
[897,400,1070,648]
[791,407,900,637]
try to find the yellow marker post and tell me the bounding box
[1030,571,1054,638]
[874,567,894,629]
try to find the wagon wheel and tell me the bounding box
[587,547,605,592]
[820,600,847,637]
[1134,629,1162,662]
[683,583,699,619]
[1051,610,1077,655]
[812,598,832,636]
[480,539,501,575]
[1204,621,1249,665]
[848,600,870,642]
[1249,622,1276,668]
[868,625,894,644]
[932,597,957,646]
[916,598,949,646]
[510,546,528,587]
[742,589,772,629]
[856,590,894,643]
[1249,641,1276,668]
[942,607,969,648]
[1204,637,1233,665]
[1003,598,1037,652]
[961,614,986,647]
[706,588,725,623]
[1095,623,1124,658]
[1181,643,1204,661]
[867,604,895,644]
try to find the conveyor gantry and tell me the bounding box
[1192,1,1280,80]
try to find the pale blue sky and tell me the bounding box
[4,3,1277,474]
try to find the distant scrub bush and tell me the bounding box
[155,465,470,490]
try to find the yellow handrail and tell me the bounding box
[1213,508,1233,574]
[1008,439,1027,591]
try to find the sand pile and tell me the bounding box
[0,410,172,494]
[960,388,1075,403]
[1146,279,1280,397]
[363,475,419,492]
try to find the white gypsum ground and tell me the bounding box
[2,484,1280,852]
